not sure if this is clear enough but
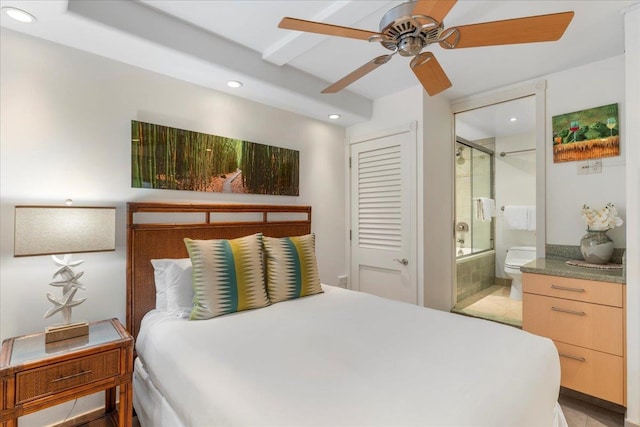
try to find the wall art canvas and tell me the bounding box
[131,121,299,196]
[552,103,619,163]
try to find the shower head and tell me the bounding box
[456,147,465,165]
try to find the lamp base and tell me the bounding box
[45,321,89,343]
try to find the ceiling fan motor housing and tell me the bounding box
[378,2,442,56]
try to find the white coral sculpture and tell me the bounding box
[44,254,87,324]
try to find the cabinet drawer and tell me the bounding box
[523,273,622,307]
[16,349,120,404]
[555,341,624,405]
[523,293,623,356]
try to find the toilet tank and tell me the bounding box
[505,246,537,267]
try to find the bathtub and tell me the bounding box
[456,249,496,303]
[456,247,493,259]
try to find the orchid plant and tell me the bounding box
[581,203,623,231]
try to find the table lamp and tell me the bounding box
[14,204,116,343]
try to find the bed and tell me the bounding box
[127,202,567,427]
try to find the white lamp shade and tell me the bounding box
[14,206,116,256]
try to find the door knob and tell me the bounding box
[394,258,409,266]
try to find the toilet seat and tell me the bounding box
[505,258,531,268]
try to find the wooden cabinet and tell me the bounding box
[523,273,625,406]
[0,319,133,426]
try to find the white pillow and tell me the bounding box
[150,258,193,317]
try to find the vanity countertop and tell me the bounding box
[521,258,626,284]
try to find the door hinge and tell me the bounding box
[349,157,352,169]
[349,229,352,241]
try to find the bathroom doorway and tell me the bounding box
[452,94,539,328]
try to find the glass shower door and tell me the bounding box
[471,147,493,252]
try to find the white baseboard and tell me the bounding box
[626,419,640,427]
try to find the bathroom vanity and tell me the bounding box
[521,258,626,407]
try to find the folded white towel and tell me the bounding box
[474,198,495,222]
[481,198,496,221]
[504,206,529,230]
[526,206,536,231]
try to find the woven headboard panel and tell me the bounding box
[126,202,311,341]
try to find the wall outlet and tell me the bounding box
[577,159,602,175]
[337,275,348,288]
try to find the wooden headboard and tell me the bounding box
[126,202,312,341]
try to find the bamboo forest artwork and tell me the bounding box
[552,103,619,163]
[131,121,299,196]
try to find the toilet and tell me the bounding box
[504,246,537,301]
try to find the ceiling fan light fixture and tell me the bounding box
[2,7,37,23]
[226,80,243,89]
[398,36,424,57]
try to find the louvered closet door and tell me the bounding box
[350,128,416,304]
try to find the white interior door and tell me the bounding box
[350,125,416,304]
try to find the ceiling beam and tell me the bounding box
[263,1,395,67]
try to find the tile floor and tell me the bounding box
[452,284,522,327]
[559,394,625,427]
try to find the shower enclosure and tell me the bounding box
[454,138,495,303]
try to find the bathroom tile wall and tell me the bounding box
[456,250,496,302]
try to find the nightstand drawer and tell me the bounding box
[555,341,624,405]
[523,273,622,307]
[16,349,120,403]
[523,293,623,356]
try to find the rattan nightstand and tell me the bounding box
[0,318,133,427]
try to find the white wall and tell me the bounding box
[495,131,536,277]
[0,29,346,426]
[545,55,627,247]
[623,5,639,426]
[422,94,455,310]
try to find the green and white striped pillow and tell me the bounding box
[263,233,322,303]
[184,233,269,320]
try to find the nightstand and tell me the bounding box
[0,318,133,427]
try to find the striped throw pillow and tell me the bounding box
[263,233,322,303]
[184,233,269,320]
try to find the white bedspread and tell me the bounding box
[136,285,561,426]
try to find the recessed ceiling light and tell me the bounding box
[2,7,37,23]
[328,114,341,120]
[509,117,517,122]
[226,80,243,88]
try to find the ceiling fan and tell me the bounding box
[278,1,574,96]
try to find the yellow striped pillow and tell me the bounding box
[263,234,322,303]
[184,233,269,320]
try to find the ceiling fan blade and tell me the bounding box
[411,0,457,24]
[410,52,452,96]
[322,55,393,93]
[444,11,574,49]
[278,17,379,41]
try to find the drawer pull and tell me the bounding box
[559,353,586,362]
[51,370,92,383]
[551,284,585,293]
[551,307,586,316]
